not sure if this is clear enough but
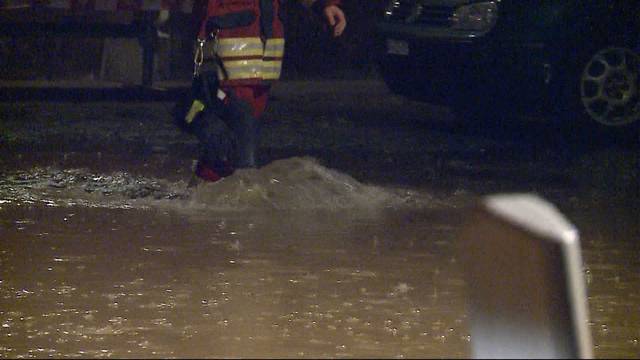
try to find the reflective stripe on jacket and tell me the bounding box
[197,0,341,85]
[199,0,285,86]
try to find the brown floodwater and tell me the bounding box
[0,158,638,358]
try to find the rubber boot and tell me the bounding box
[226,99,259,169]
[235,111,259,169]
[192,110,235,181]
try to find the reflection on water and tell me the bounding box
[0,158,638,358]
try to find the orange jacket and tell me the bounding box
[198,0,341,86]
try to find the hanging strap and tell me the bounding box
[259,0,274,39]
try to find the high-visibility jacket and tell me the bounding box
[198,0,341,86]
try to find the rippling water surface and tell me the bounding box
[0,158,637,358]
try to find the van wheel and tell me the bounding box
[579,47,640,127]
[556,45,640,147]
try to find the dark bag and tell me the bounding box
[174,9,256,132]
[173,67,235,168]
[170,9,262,174]
[173,68,221,134]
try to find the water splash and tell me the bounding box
[190,157,419,211]
[0,157,437,212]
[0,166,189,209]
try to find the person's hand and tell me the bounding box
[323,5,346,37]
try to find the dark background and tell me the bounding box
[0,1,386,83]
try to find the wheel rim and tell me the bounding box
[580,47,640,127]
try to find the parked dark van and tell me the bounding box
[376,0,640,131]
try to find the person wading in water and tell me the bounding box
[178,0,346,182]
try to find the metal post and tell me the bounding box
[141,11,156,87]
[459,193,593,359]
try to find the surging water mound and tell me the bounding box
[190,157,415,211]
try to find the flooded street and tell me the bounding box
[0,207,471,358]
[1,81,639,358]
[0,160,470,358]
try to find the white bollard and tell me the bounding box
[459,194,593,359]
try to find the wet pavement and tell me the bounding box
[0,80,639,358]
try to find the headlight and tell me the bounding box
[451,1,498,31]
[384,0,400,18]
